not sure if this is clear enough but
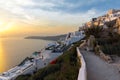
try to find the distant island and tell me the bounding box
[25,34,66,41]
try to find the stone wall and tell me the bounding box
[77,47,87,80]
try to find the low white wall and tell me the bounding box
[77,47,87,80]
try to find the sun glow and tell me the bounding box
[0,39,7,73]
[0,21,13,32]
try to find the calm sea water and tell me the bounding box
[0,37,52,73]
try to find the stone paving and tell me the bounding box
[80,49,120,80]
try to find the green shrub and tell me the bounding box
[15,75,31,80]
[95,30,120,56]
[84,26,104,38]
[101,43,120,56]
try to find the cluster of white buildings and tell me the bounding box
[0,47,64,80]
[64,30,85,45]
[0,28,85,80]
[85,9,120,28]
[0,60,35,80]
[106,9,120,21]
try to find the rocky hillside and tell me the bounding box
[82,9,120,57]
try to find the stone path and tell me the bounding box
[80,49,120,80]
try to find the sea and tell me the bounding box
[0,37,52,73]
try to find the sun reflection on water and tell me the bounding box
[0,39,7,73]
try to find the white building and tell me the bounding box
[107,9,120,21]
[0,60,36,80]
[65,31,85,45]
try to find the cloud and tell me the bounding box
[0,0,119,27]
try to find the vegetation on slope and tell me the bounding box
[84,23,120,56]
[84,25,104,38]
[16,41,82,80]
[98,33,120,56]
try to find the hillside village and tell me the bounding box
[85,9,120,33]
[81,9,120,59]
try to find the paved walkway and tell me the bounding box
[80,49,120,80]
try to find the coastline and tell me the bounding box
[0,30,85,80]
[25,34,66,41]
[0,38,51,73]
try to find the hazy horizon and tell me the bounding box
[0,0,119,37]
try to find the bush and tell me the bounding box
[101,43,120,56]
[15,75,31,80]
[30,64,61,80]
[97,38,115,45]
[84,26,104,38]
[95,31,120,56]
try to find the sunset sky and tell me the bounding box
[0,0,119,37]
